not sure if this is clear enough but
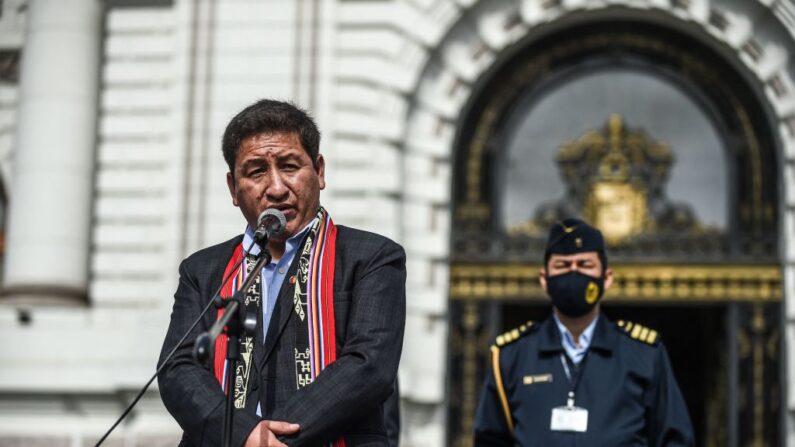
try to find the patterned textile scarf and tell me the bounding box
[213,208,344,447]
[212,244,260,409]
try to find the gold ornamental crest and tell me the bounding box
[509,114,706,246]
[585,281,600,304]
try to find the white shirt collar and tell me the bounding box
[553,312,599,350]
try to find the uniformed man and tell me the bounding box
[474,218,694,446]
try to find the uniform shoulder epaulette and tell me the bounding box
[616,320,660,346]
[494,321,534,348]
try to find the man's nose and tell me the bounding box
[266,171,288,199]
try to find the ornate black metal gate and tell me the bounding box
[448,19,782,447]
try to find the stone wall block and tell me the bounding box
[474,0,527,50]
[787,209,795,263]
[104,60,174,84]
[102,88,173,111]
[789,323,795,409]
[405,153,435,177]
[94,224,166,248]
[335,82,381,111]
[106,34,174,58]
[92,252,165,277]
[755,43,788,81]
[335,109,405,141]
[397,0,459,48]
[96,169,167,193]
[90,280,164,305]
[215,1,295,24]
[404,201,434,232]
[686,0,711,24]
[401,311,448,403]
[336,55,415,93]
[406,257,433,288]
[338,28,405,57]
[772,2,795,35]
[720,9,753,48]
[100,115,172,139]
[338,2,395,27]
[95,196,167,221]
[98,142,171,165]
[405,176,450,204]
[647,0,671,9]
[519,0,548,25]
[399,402,447,447]
[785,163,795,207]
[562,0,591,9]
[406,232,449,258]
[786,265,795,320]
[108,8,174,31]
[440,24,489,83]
[415,75,470,121]
[331,138,399,165]
[332,165,401,194]
[407,286,448,316]
[406,134,455,159]
[772,93,795,121]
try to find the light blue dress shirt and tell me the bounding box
[242,218,316,342]
[553,313,598,365]
[244,219,315,418]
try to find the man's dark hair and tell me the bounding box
[222,99,321,174]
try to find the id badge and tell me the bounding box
[550,406,588,432]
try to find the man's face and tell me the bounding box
[540,251,613,291]
[226,131,325,241]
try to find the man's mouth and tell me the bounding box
[269,205,294,219]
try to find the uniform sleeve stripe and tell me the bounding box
[491,346,514,432]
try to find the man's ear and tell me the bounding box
[603,268,614,290]
[316,154,326,190]
[226,172,239,207]
[539,268,548,292]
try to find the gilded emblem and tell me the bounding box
[508,113,710,246]
[585,281,600,304]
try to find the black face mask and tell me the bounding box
[546,271,604,317]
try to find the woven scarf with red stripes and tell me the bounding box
[212,207,344,447]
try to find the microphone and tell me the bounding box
[95,236,260,446]
[253,208,286,245]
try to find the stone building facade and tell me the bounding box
[0,0,794,446]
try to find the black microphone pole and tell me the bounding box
[192,248,270,366]
[95,208,284,447]
[94,238,257,447]
[197,248,271,447]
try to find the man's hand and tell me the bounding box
[244,420,300,447]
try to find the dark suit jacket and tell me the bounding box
[158,226,406,446]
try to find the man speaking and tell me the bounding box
[158,99,406,446]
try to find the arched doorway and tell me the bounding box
[447,20,781,447]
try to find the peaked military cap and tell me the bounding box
[544,218,605,257]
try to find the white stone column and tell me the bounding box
[2,0,102,304]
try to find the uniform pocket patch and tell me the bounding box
[523,373,553,385]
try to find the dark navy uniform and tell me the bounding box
[474,315,694,446]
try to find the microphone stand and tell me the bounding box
[94,239,264,447]
[200,249,271,447]
[96,208,284,447]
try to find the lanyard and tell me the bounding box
[559,352,588,408]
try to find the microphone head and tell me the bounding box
[257,208,287,238]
